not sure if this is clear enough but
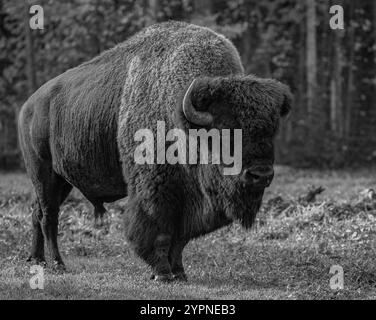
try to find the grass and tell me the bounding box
[0,166,375,300]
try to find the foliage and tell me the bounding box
[0,0,375,168]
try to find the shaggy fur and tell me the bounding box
[18,21,292,281]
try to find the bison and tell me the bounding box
[18,21,292,282]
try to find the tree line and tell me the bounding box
[0,0,375,169]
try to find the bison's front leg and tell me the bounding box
[150,234,174,282]
[169,240,188,281]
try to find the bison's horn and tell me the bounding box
[182,79,213,126]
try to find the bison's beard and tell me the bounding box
[232,189,264,229]
[200,166,265,230]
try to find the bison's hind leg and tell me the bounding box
[27,199,46,265]
[27,167,72,272]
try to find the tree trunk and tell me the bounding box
[193,0,212,16]
[149,0,159,22]
[306,0,317,118]
[330,26,344,136]
[241,2,261,74]
[349,0,375,161]
[297,14,306,131]
[344,1,355,138]
[374,0,376,120]
[24,4,37,96]
[143,0,159,25]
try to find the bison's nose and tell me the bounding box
[242,165,274,188]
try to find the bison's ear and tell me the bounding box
[245,76,293,118]
[279,83,293,118]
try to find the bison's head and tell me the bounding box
[176,75,292,228]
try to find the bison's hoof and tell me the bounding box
[26,256,46,267]
[173,272,188,282]
[151,273,174,283]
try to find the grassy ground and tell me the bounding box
[0,166,375,300]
